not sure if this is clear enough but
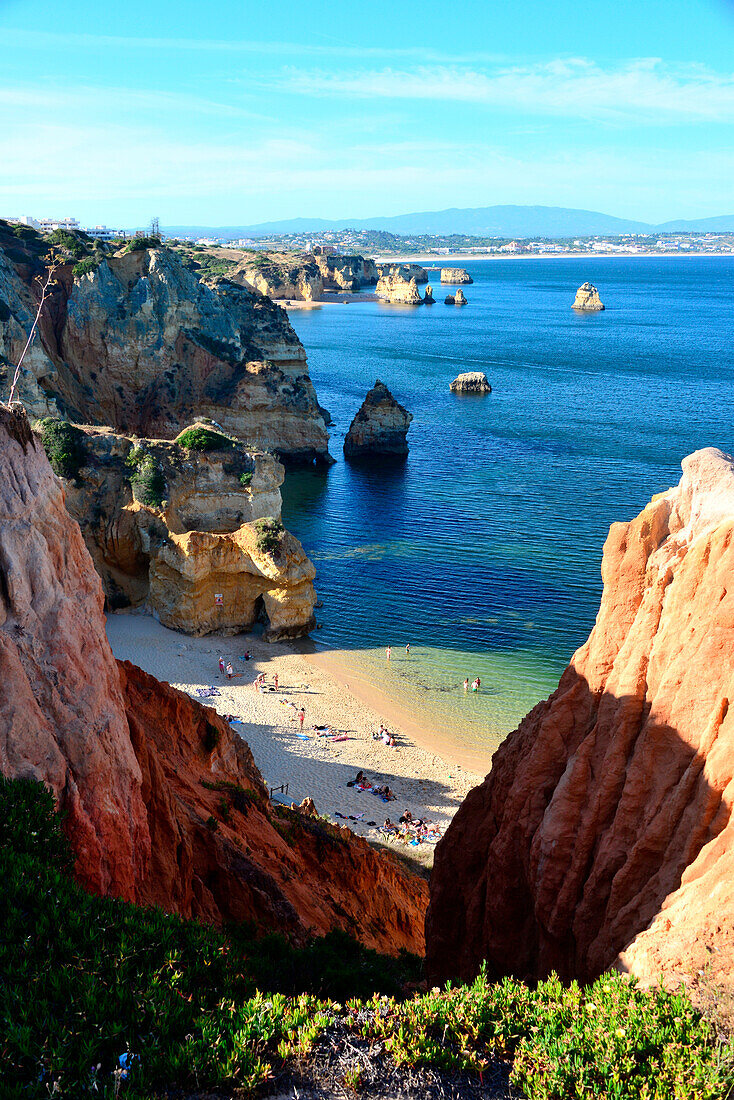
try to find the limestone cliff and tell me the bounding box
[375,275,424,305]
[378,263,428,285]
[0,224,331,463]
[37,420,315,639]
[440,268,473,285]
[344,380,413,458]
[427,448,734,991]
[0,407,427,953]
[234,252,325,302]
[315,253,379,291]
[572,282,605,311]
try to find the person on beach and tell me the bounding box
[299,707,305,730]
[226,662,233,680]
[386,645,391,661]
[219,657,225,674]
[274,672,279,691]
[471,677,480,692]
[405,643,410,655]
[244,650,251,661]
[463,678,469,692]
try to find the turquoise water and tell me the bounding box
[281,257,734,762]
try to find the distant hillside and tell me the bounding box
[164,204,734,241]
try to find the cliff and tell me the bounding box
[234,252,325,302]
[0,406,427,953]
[427,448,734,990]
[36,420,316,639]
[440,268,473,284]
[0,224,331,463]
[378,263,428,285]
[315,253,379,291]
[375,274,424,305]
[344,380,413,458]
[572,282,605,311]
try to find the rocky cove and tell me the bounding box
[2,233,734,1095]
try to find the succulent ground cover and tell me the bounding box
[1,776,732,1100]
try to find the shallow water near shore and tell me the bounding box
[282,256,734,762]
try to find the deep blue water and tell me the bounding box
[281,257,734,761]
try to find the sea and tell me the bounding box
[281,256,734,767]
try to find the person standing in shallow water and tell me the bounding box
[405,643,411,655]
[464,678,469,692]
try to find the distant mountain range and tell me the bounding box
[164,205,734,241]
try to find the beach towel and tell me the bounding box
[195,686,221,698]
[296,733,310,741]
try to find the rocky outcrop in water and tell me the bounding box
[450,372,491,394]
[572,282,605,311]
[0,406,427,952]
[0,223,331,464]
[344,380,413,458]
[378,263,428,285]
[427,448,734,991]
[424,285,435,304]
[37,420,316,639]
[455,289,468,306]
[315,253,379,291]
[440,268,473,284]
[375,275,424,305]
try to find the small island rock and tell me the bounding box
[450,372,491,395]
[424,284,435,304]
[375,274,423,305]
[444,294,456,304]
[440,267,473,285]
[455,288,468,306]
[572,282,605,311]
[343,380,413,458]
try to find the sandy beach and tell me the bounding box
[106,614,484,869]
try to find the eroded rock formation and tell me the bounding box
[440,268,473,284]
[344,380,413,458]
[0,407,427,953]
[378,263,429,285]
[40,420,316,639]
[234,252,325,302]
[375,275,424,305]
[315,253,379,291]
[450,372,491,394]
[424,285,435,304]
[0,224,331,463]
[455,289,468,306]
[572,282,605,311]
[427,448,734,990]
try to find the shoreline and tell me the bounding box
[106,614,486,868]
[371,250,734,264]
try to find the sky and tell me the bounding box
[1,0,734,228]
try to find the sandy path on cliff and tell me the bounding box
[106,614,482,869]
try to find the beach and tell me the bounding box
[106,613,485,869]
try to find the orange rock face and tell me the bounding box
[0,408,426,954]
[426,448,734,988]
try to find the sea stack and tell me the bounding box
[572,282,605,311]
[343,380,413,459]
[440,268,473,284]
[455,288,468,306]
[424,284,435,304]
[375,274,424,305]
[450,372,491,394]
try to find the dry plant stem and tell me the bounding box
[5,260,57,407]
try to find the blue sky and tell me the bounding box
[2,0,734,227]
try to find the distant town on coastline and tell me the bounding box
[7,205,734,258]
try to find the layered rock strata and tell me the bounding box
[440,268,473,284]
[0,407,427,953]
[0,225,331,463]
[315,253,379,291]
[40,421,315,639]
[572,282,605,311]
[344,380,413,458]
[375,275,424,305]
[234,253,324,302]
[450,372,491,394]
[427,448,734,990]
[378,263,429,285]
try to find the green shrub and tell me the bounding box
[125,445,166,508]
[239,470,253,486]
[125,235,161,252]
[45,229,87,258]
[176,426,235,451]
[254,517,284,554]
[72,255,102,278]
[34,418,86,480]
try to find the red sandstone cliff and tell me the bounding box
[0,407,426,953]
[427,448,734,989]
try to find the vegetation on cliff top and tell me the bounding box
[2,776,731,1100]
[254,516,284,554]
[176,425,236,451]
[33,418,86,481]
[125,445,166,508]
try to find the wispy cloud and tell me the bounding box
[268,58,734,123]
